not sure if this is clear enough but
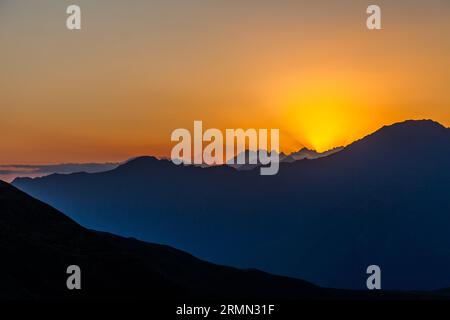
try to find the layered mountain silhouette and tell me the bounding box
[13,120,450,290]
[2,180,445,301]
[0,180,329,299]
[226,147,343,170]
[0,162,120,183]
[287,146,344,161]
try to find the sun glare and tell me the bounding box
[279,80,367,152]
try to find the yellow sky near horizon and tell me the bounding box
[1,0,449,164]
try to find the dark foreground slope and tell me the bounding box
[0,180,329,300]
[13,120,450,290]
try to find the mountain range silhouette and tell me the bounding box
[226,146,343,170]
[0,180,326,299]
[13,120,450,290]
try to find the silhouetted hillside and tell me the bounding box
[0,180,331,299]
[13,120,450,290]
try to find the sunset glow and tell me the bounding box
[1,0,449,164]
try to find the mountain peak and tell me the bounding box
[288,146,343,161]
[296,147,317,153]
[365,119,447,141]
[117,156,167,170]
[341,119,449,159]
[125,156,160,164]
[380,119,446,131]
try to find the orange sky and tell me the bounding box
[1,0,449,164]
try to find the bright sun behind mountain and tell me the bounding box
[276,79,377,152]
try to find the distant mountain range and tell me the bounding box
[0,162,120,183]
[13,120,450,290]
[0,146,341,182]
[226,146,343,170]
[287,146,344,161]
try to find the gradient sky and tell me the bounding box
[1,0,449,164]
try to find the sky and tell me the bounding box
[1,0,449,165]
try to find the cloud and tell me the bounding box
[0,162,120,179]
